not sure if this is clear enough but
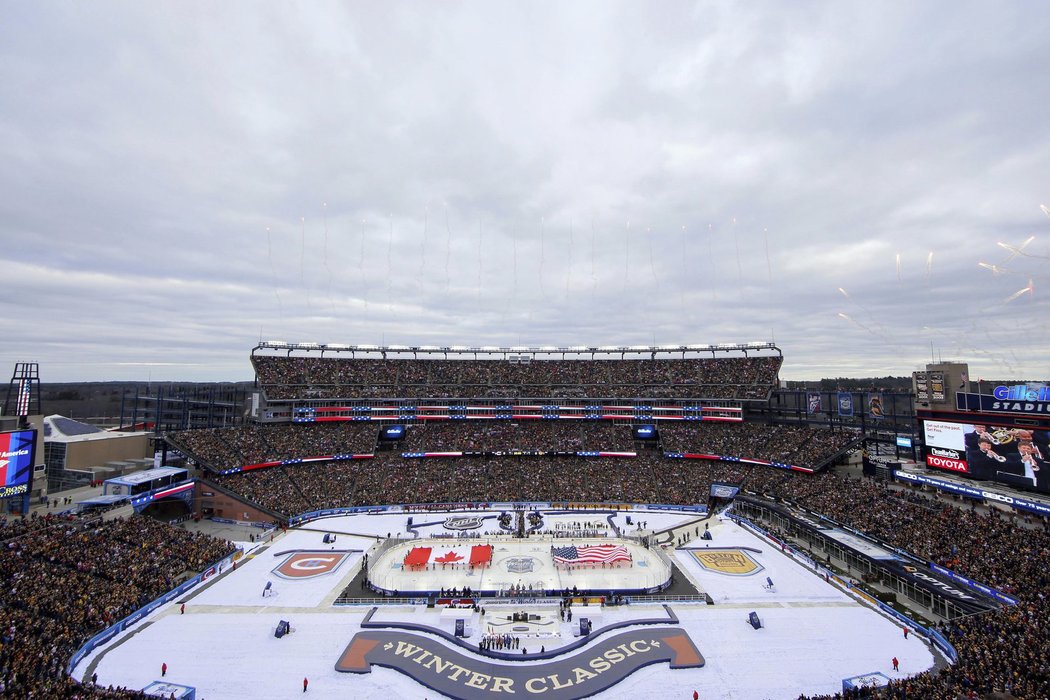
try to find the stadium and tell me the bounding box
[2,343,1049,700]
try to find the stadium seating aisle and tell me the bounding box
[0,512,236,699]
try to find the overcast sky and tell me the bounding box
[2,1,1048,383]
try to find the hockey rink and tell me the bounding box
[74,510,936,700]
[370,537,669,595]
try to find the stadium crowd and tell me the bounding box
[748,472,1050,700]
[251,354,782,400]
[172,420,857,476]
[0,512,236,698]
[660,422,857,467]
[400,421,634,453]
[214,452,775,516]
[170,422,379,471]
[6,407,1048,698]
[209,444,1050,699]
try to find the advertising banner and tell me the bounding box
[894,470,1050,517]
[807,392,822,414]
[709,483,741,499]
[914,372,929,401]
[922,420,1050,492]
[0,429,35,498]
[880,561,994,615]
[867,393,885,419]
[930,372,945,401]
[837,392,854,417]
[955,391,1050,416]
[922,420,970,473]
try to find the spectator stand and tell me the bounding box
[728,510,959,666]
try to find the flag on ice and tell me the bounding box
[432,547,468,564]
[552,544,631,565]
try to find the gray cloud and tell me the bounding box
[1,1,1048,382]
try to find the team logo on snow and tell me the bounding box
[504,557,537,574]
[689,549,763,576]
[273,551,351,580]
[444,516,484,531]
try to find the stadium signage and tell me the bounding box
[992,384,1050,401]
[925,454,967,472]
[894,470,1050,516]
[885,563,987,610]
[878,560,996,614]
[0,430,35,498]
[336,628,704,698]
[930,564,1019,606]
[444,516,484,531]
[709,483,740,499]
[956,391,1050,415]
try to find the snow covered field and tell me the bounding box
[75,512,935,699]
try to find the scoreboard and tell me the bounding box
[0,429,36,499]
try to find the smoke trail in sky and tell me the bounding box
[444,203,452,294]
[565,220,574,296]
[266,226,283,317]
[322,203,333,311]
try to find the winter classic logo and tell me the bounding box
[689,549,764,576]
[336,628,704,699]
[504,557,537,574]
[273,550,351,580]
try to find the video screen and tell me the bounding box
[632,424,657,441]
[0,429,36,499]
[923,420,1050,494]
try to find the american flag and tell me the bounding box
[552,544,631,565]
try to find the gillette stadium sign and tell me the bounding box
[993,384,1050,401]
[957,384,1050,415]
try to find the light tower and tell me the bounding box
[2,362,41,514]
[4,362,41,421]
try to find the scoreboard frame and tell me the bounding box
[0,428,37,501]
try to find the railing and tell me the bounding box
[67,550,240,675]
[624,594,710,603]
[729,513,959,665]
[333,596,420,606]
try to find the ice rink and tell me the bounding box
[370,537,669,595]
[75,510,936,699]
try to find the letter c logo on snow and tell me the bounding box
[274,551,350,579]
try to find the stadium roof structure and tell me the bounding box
[104,466,186,487]
[252,341,780,357]
[43,415,139,443]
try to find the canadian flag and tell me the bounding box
[432,547,469,564]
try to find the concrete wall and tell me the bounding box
[63,434,151,470]
[196,484,277,524]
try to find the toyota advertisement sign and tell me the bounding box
[922,420,969,473]
[922,419,1050,493]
